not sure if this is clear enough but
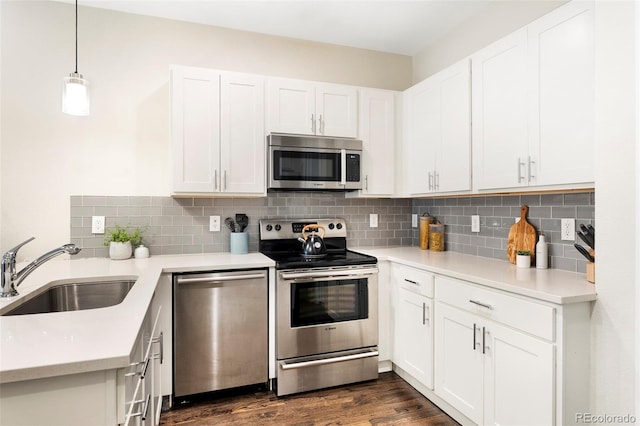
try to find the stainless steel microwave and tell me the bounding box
[268,133,362,190]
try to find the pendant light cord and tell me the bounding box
[74,0,78,73]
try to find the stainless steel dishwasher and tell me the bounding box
[172,269,268,398]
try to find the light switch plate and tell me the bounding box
[210,216,221,232]
[91,216,105,234]
[471,215,480,233]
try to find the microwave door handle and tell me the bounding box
[340,149,346,186]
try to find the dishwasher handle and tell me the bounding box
[176,273,266,285]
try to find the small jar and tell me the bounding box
[134,244,150,259]
[429,223,445,252]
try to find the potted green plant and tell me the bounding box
[104,225,146,260]
[516,250,531,268]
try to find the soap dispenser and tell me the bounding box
[536,234,548,269]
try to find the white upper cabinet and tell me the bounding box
[355,88,396,197]
[268,78,358,138]
[472,29,528,190]
[404,59,471,196]
[171,67,221,193]
[473,1,594,191]
[527,1,594,186]
[171,66,266,195]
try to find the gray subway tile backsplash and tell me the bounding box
[70,190,594,273]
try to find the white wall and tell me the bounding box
[593,0,638,417]
[411,0,566,82]
[0,1,411,259]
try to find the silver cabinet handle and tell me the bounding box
[518,158,526,183]
[473,323,477,350]
[528,156,536,181]
[428,172,433,191]
[482,326,486,354]
[319,114,324,134]
[364,175,368,191]
[422,302,426,325]
[435,171,440,191]
[404,278,419,286]
[311,114,315,133]
[152,332,164,364]
[177,273,267,284]
[130,393,151,420]
[469,299,493,310]
[223,170,228,191]
[280,349,378,370]
[214,170,219,191]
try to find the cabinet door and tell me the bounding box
[220,73,266,194]
[171,67,220,192]
[395,288,434,388]
[268,78,315,135]
[358,89,395,196]
[316,84,358,137]
[483,322,554,426]
[406,78,439,195]
[528,2,594,186]
[434,302,484,425]
[437,59,471,193]
[472,29,528,190]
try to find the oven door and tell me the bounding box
[276,266,378,360]
[268,146,361,190]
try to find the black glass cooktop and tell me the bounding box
[261,247,377,270]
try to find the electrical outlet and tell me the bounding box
[91,216,105,234]
[369,214,378,228]
[561,218,575,241]
[411,214,418,227]
[471,215,480,233]
[210,215,221,232]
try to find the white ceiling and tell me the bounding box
[65,0,493,56]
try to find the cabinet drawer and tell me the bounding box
[392,264,434,298]
[435,276,555,341]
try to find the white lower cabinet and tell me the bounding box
[435,302,553,426]
[431,275,588,426]
[391,264,434,389]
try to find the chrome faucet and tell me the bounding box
[1,237,81,298]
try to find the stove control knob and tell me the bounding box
[336,223,343,230]
[266,224,273,232]
[275,224,282,231]
[328,223,335,230]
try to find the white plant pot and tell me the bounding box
[516,254,531,268]
[109,241,132,260]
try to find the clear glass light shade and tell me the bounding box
[62,72,90,116]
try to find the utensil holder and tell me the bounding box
[586,262,595,283]
[230,232,249,254]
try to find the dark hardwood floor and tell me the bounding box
[160,372,460,425]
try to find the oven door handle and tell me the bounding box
[280,267,378,281]
[280,349,379,370]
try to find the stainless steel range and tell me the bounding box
[259,218,379,396]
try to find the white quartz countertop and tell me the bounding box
[353,247,597,305]
[0,253,274,384]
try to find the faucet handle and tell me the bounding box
[3,237,35,259]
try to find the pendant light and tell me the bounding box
[62,0,90,116]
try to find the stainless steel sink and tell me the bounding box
[2,279,137,316]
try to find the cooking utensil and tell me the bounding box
[577,230,594,249]
[236,214,248,232]
[574,243,595,262]
[297,224,327,257]
[507,205,537,264]
[224,217,237,232]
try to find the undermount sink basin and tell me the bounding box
[2,279,137,316]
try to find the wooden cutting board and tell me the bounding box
[507,205,537,264]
